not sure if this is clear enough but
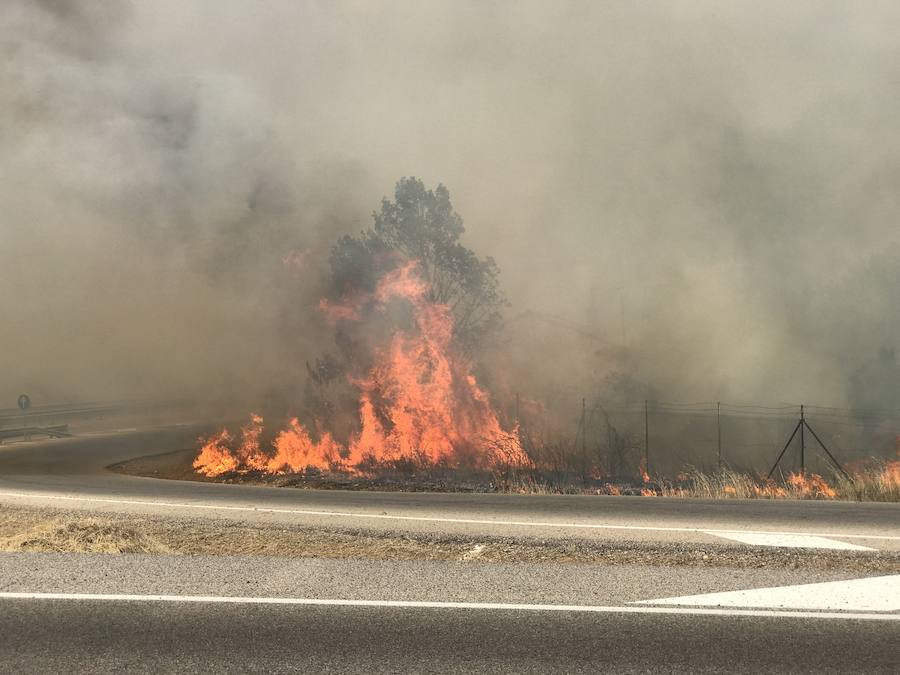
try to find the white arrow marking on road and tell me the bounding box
[636,574,900,612]
[707,532,875,550]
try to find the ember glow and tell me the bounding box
[194,262,528,476]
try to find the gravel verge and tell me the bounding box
[1,503,897,573]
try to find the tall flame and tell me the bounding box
[194,262,528,476]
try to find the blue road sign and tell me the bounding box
[17,394,31,411]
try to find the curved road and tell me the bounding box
[1,425,899,673]
[0,425,898,549]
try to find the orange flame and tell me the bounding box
[193,428,237,477]
[785,472,837,499]
[880,459,900,488]
[751,481,788,498]
[195,262,528,476]
[194,414,268,476]
[269,419,342,472]
[638,458,650,484]
[317,297,362,325]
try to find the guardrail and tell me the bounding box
[0,424,72,442]
[0,399,190,429]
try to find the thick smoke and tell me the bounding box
[2,1,899,415]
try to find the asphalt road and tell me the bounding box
[0,553,897,674]
[0,426,898,551]
[4,600,897,674]
[1,426,898,673]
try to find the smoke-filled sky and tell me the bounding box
[2,0,899,408]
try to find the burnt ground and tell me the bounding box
[109,448,652,495]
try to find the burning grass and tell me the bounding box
[152,434,900,502]
[165,445,900,501]
[194,262,529,479]
[179,182,900,505]
[651,461,900,502]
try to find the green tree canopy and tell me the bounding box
[329,177,506,350]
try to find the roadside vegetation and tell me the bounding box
[115,446,900,502]
[653,463,900,502]
[2,504,896,572]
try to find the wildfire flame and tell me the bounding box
[881,459,900,488]
[751,481,788,498]
[194,262,529,476]
[785,471,837,499]
[637,458,655,495]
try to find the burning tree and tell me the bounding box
[194,178,528,477]
[330,177,506,351]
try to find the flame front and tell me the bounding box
[882,459,900,488]
[785,471,837,499]
[194,262,528,476]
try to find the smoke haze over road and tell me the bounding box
[3,1,900,411]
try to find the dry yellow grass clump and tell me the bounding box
[0,517,170,554]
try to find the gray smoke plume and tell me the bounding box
[2,1,899,416]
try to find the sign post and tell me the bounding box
[17,394,31,441]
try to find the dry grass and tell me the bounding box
[833,463,900,502]
[657,463,900,502]
[113,447,900,502]
[660,468,763,499]
[0,517,171,554]
[0,504,896,572]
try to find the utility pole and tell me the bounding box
[606,412,613,476]
[799,404,805,474]
[717,401,722,471]
[581,397,587,480]
[644,399,650,476]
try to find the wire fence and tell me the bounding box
[514,395,900,479]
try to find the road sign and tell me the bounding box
[17,394,31,411]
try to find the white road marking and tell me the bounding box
[0,490,897,543]
[0,592,897,621]
[708,532,875,551]
[637,574,900,613]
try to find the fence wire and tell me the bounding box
[514,395,900,478]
